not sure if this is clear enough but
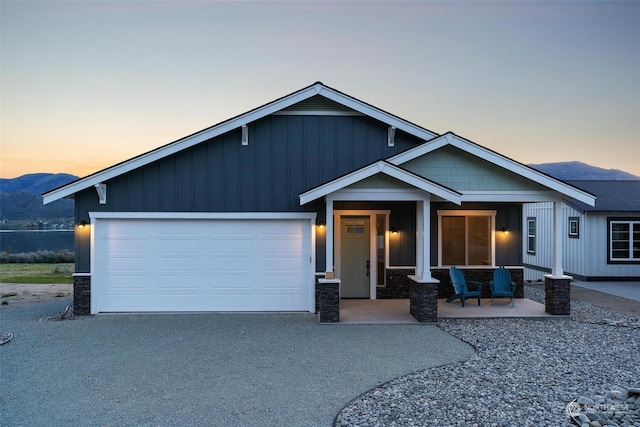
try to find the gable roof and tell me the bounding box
[299,160,462,205]
[388,132,596,206]
[42,82,439,204]
[564,180,640,212]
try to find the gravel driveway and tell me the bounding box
[0,299,473,426]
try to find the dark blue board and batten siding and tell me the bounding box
[74,115,425,272]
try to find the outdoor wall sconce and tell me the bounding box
[500,227,509,234]
[317,220,326,229]
[390,226,399,235]
[78,220,88,229]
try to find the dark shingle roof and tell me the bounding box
[565,180,640,212]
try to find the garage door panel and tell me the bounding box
[95,218,311,312]
[157,256,200,272]
[206,256,254,271]
[207,289,255,310]
[104,257,150,273]
[156,290,200,310]
[261,239,303,253]
[260,291,303,309]
[210,236,253,252]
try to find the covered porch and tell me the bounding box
[299,135,597,323]
[338,297,562,324]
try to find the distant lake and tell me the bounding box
[0,230,74,253]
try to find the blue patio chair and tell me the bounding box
[447,266,482,307]
[490,266,517,307]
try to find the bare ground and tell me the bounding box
[0,283,72,308]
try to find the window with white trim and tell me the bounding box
[438,210,495,266]
[608,218,640,263]
[568,217,580,238]
[527,217,536,254]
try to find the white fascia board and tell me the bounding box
[443,135,596,206]
[389,133,596,206]
[43,86,323,205]
[380,163,461,204]
[317,86,439,141]
[387,134,449,165]
[299,163,383,205]
[89,212,317,220]
[299,161,461,205]
[461,191,559,202]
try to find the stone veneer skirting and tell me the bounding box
[317,279,340,323]
[73,274,91,315]
[376,268,416,299]
[409,280,438,322]
[544,276,571,315]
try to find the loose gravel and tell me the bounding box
[335,286,640,426]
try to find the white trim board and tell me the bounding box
[299,161,461,205]
[89,212,317,220]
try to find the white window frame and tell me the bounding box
[527,217,536,254]
[608,219,640,263]
[568,217,580,238]
[437,210,496,267]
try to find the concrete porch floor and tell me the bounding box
[339,298,558,324]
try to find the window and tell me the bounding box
[568,217,580,238]
[527,218,536,254]
[608,218,640,263]
[438,210,495,266]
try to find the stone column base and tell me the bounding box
[544,275,571,315]
[73,273,91,315]
[318,279,340,323]
[409,277,439,322]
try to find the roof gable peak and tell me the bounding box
[388,131,596,206]
[43,82,439,204]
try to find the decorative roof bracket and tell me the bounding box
[241,125,248,146]
[388,126,396,147]
[95,183,107,205]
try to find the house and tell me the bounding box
[43,82,596,320]
[523,180,640,282]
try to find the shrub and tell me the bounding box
[0,250,74,263]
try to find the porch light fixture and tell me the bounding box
[317,220,326,229]
[78,220,88,229]
[390,226,399,235]
[500,227,509,234]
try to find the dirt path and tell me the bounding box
[0,283,72,308]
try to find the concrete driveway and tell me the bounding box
[572,280,640,302]
[0,298,474,426]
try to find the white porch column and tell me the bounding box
[413,197,436,282]
[325,196,334,276]
[416,199,424,278]
[551,199,564,277]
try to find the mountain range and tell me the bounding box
[528,161,639,181]
[0,173,78,224]
[0,163,638,222]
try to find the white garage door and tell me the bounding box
[93,217,313,313]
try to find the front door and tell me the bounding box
[340,216,370,298]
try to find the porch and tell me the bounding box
[338,298,560,324]
[317,269,572,323]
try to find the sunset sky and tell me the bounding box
[1,1,639,179]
